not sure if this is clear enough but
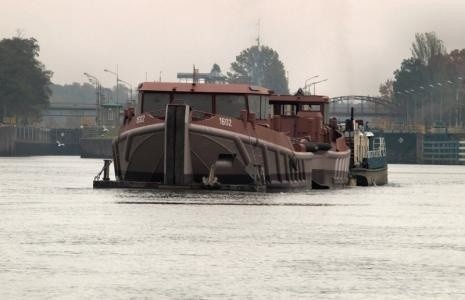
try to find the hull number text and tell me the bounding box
[136,115,145,124]
[219,117,232,127]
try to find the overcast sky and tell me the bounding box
[1,0,465,96]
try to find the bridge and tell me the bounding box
[329,95,402,118]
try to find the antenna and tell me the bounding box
[192,65,198,84]
[256,19,261,47]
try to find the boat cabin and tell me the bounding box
[269,94,330,139]
[136,82,273,120]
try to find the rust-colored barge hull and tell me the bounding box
[95,82,353,192]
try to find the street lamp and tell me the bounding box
[456,77,464,127]
[403,89,412,125]
[83,72,101,128]
[104,65,119,104]
[410,89,416,125]
[419,86,425,122]
[310,78,328,95]
[118,78,133,105]
[436,82,444,123]
[105,66,134,106]
[425,84,437,124]
[396,91,407,126]
[304,75,319,94]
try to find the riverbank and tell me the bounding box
[0,125,110,158]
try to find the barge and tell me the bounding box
[94,82,350,191]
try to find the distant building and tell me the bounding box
[40,102,123,129]
[40,102,96,128]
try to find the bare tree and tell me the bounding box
[411,32,446,66]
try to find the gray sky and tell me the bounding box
[1,0,465,97]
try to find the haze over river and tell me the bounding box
[1,156,464,299]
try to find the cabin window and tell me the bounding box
[136,93,142,115]
[142,92,170,113]
[261,96,270,119]
[174,94,212,113]
[301,104,321,112]
[281,104,296,116]
[215,94,246,118]
[248,95,269,119]
[272,104,281,115]
[248,95,261,118]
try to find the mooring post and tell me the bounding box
[103,159,111,181]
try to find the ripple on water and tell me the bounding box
[1,157,465,298]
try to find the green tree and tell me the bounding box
[50,82,97,104]
[384,32,465,127]
[379,79,394,101]
[210,63,221,74]
[227,45,289,94]
[0,36,52,124]
[448,49,465,78]
[393,58,427,96]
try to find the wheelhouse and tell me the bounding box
[268,94,331,140]
[137,82,272,120]
[269,94,330,123]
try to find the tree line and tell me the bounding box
[0,37,52,124]
[379,32,465,128]
[50,82,131,105]
[0,35,289,125]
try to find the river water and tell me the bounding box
[1,156,464,299]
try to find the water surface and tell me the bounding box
[1,157,464,299]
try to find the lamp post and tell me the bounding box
[446,80,455,126]
[403,90,411,126]
[396,91,406,127]
[304,75,319,95]
[457,76,464,127]
[310,78,328,95]
[428,84,435,124]
[104,65,119,104]
[409,89,417,126]
[419,86,426,123]
[83,72,101,128]
[436,82,444,123]
[117,78,133,106]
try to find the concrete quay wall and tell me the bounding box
[80,138,113,158]
[0,126,81,156]
[0,126,16,155]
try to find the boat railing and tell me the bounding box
[147,109,167,119]
[367,148,386,158]
[147,108,216,121]
[191,110,215,121]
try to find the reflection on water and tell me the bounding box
[1,156,465,299]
